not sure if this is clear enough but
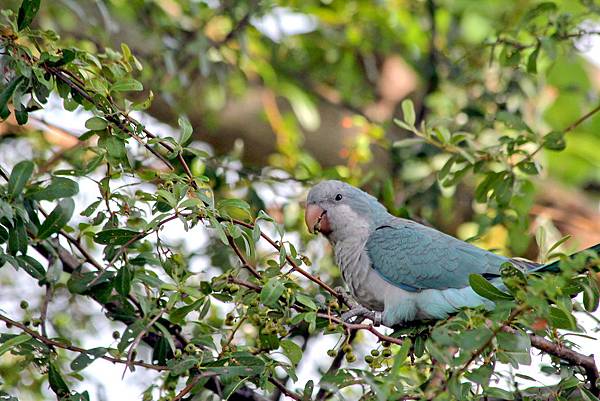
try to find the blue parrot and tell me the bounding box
[305,180,599,327]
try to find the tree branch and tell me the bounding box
[0,313,167,371]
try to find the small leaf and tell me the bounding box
[111,78,143,92]
[8,220,28,255]
[84,117,108,131]
[543,131,566,151]
[280,339,303,365]
[401,99,415,126]
[38,198,75,240]
[178,116,193,146]
[115,265,133,296]
[48,363,70,397]
[0,77,25,117]
[469,274,514,301]
[17,0,41,30]
[94,228,140,245]
[8,160,34,198]
[0,334,31,356]
[17,255,46,281]
[548,306,576,330]
[393,138,424,148]
[29,177,79,201]
[70,347,107,371]
[260,278,285,307]
[527,45,540,74]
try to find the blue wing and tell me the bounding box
[365,218,510,291]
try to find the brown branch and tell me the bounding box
[227,234,261,279]
[39,284,52,340]
[225,217,342,302]
[0,313,167,371]
[502,326,599,395]
[268,378,302,401]
[123,309,165,377]
[317,313,403,346]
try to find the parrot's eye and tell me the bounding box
[335,193,343,201]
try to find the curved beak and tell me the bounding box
[305,204,331,234]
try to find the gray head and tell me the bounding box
[305,180,390,242]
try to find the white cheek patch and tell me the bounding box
[330,204,371,234]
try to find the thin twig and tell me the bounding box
[0,313,167,371]
[268,378,302,401]
[502,326,599,395]
[227,235,261,279]
[39,284,52,340]
[123,308,166,377]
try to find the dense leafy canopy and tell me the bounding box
[1,1,600,400]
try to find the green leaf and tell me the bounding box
[178,116,193,146]
[70,347,107,371]
[8,220,28,255]
[170,299,204,324]
[549,306,577,330]
[280,339,303,365]
[94,228,140,245]
[115,265,133,296]
[527,45,540,74]
[464,364,493,386]
[580,387,600,401]
[260,278,285,307]
[469,274,514,301]
[48,362,70,397]
[393,138,424,148]
[295,294,317,310]
[303,380,314,401]
[17,0,41,30]
[485,387,514,400]
[38,198,75,239]
[0,77,24,117]
[8,160,34,198]
[0,225,8,244]
[401,99,416,126]
[543,131,566,151]
[0,334,31,356]
[111,78,143,92]
[84,117,108,131]
[30,177,79,201]
[17,255,46,281]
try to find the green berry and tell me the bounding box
[327,349,337,357]
[370,349,380,357]
[19,300,29,309]
[174,349,182,358]
[326,323,336,331]
[342,344,352,353]
[345,353,356,363]
[185,343,196,353]
[364,355,374,363]
[382,349,392,357]
[112,330,121,339]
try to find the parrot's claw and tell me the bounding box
[341,306,382,326]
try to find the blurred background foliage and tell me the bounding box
[4,0,600,254]
[2,0,600,400]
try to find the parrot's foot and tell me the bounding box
[341,306,382,326]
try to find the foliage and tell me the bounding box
[1,1,600,401]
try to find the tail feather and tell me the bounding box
[537,242,600,273]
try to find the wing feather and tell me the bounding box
[366,218,509,291]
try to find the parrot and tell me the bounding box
[305,180,600,327]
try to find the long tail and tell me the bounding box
[536,242,600,273]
